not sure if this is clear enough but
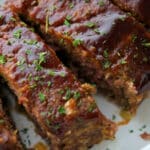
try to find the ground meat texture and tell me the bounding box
[111,0,150,27]
[7,0,150,111]
[0,98,22,150]
[0,8,117,149]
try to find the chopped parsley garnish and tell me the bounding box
[38,92,46,102]
[103,49,108,58]
[86,22,95,28]
[120,59,127,64]
[131,34,137,42]
[17,58,25,70]
[13,30,22,39]
[88,103,97,112]
[142,42,150,47]
[47,81,52,87]
[64,15,72,27]
[69,2,74,8]
[73,91,81,100]
[73,39,83,47]
[99,0,105,6]
[45,10,49,33]
[112,114,116,120]
[38,52,47,64]
[0,119,4,124]
[25,49,32,55]
[94,28,101,34]
[34,60,42,71]
[48,69,56,76]
[129,129,134,133]
[59,71,66,77]
[58,106,66,115]
[21,128,28,134]
[63,88,71,100]
[23,39,38,45]
[10,17,16,22]
[103,60,111,69]
[0,15,3,20]
[0,55,6,64]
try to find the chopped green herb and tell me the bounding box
[10,17,16,22]
[48,70,56,76]
[17,58,25,70]
[142,42,150,47]
[0,15,3,20]
[131,34,137,42]
[38,92,46,103]
[86,22,95,28]
[99,0,105,6]
[103,49,108,58]
[94,28,101,34]
[129,129,134,133]
[45,9,49,33]
[64,19,71,27]
[88,103,97,112]
[25,49,32,55]
[47,81,52,87]
[21,128,28,134]
[59,72,66,77]
[38,52,47,64]
[103,60,111,69]
[0,55,6,64]
[24,39,38,45]
[120,59,127,64]
[112,114,116,120]
[73,39,82,47]
[69,2,74,8]
[0,119,4,124]
[73,91,81,100]
[63,88,72,100]
[13,30,22,39]
[58,106,66,115]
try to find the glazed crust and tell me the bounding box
[0,7,116,149]
[111,0,150,26]
[7,0,150,111]
[0,98,22,150]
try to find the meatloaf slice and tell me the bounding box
[111,0,150,26]
[0,97,22,150]
[0,7,116,149]
[8,0,150,111]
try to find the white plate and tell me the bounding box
[1,85,150,150]
[0,0,150,149]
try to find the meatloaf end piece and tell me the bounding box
[0,8,117,149]
[8,0,150,111]
[0,97,22,150]
[111,0,150,26]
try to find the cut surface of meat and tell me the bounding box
[7,0,150,111]
[111,0,150,26]
[0,7,116,149]
[0,97,22,150]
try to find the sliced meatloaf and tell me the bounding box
[0,7,116,149]
[0,97,22,150]
[111,0,150,26]
[8,0,150,111]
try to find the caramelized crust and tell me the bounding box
[111,0,150,26]
[0,98,22,150]
[7,0,150,111]
[0,8,116,149]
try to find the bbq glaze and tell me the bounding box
[0,7,116,149]
[8,0,150,111]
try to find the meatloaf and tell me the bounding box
[8,0,150,111]
[0,97,22,150]
[0,7,116,149]
[111,0,150,26]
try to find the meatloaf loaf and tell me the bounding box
[111,0,150,26]
[0,7,116,149]
[8,0,150,111]
[0,97,22,150]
